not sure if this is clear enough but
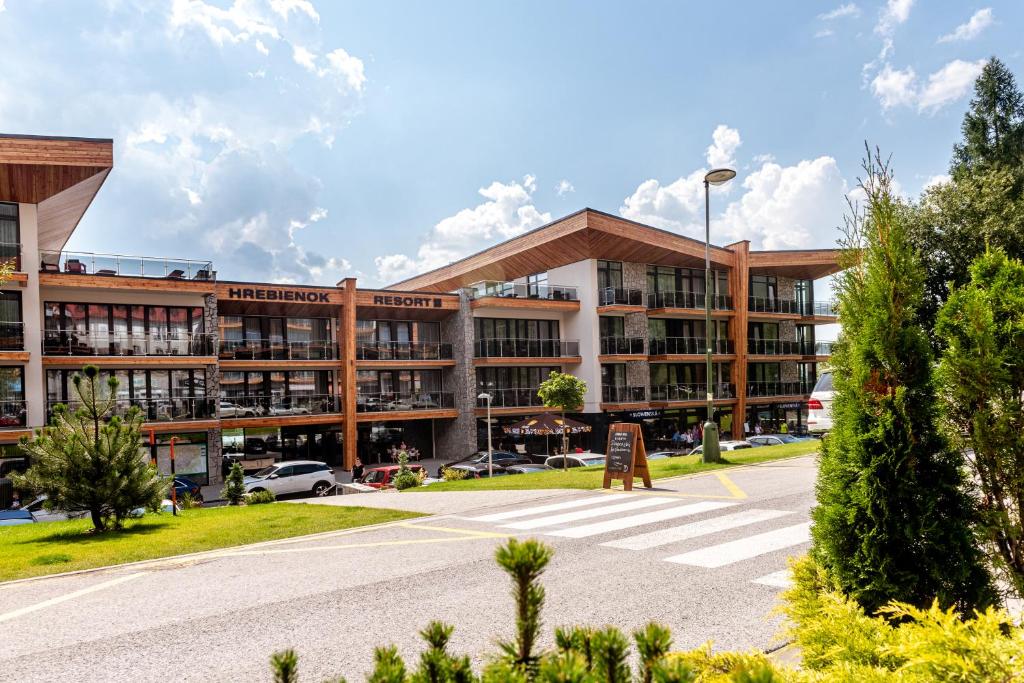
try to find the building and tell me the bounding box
[0,134,840,485]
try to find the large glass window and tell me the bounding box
[43,303,206,355]
[750,275,777,302]
[748,362,781,383]
[597,260,623,291]
[0,292,22,350]
[218,315,335,360]
[46,368,211,421]
[0,366,25,426]
[599,316,625,338]
[0,202,19,269]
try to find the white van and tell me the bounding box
[807,372,834,434]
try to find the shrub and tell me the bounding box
[442,467,468,482]
[392,451,420,491]
[246,489,276,505]
[179,492,202,510]
[221,461,246,505]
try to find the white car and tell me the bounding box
[690,440,754,455]
[544,454,606,469]
[807,371,834,434]
[244,460,336,497]
[219,401,260,418]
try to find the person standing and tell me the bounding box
[351,458,364,483]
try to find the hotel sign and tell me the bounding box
[226,287,331,303]
[372,295,443,308]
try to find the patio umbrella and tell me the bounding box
[502,413,592,437]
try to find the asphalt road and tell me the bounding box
[0,455,817,682]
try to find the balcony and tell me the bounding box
[0,322,24,351]
[0,399,26,428]
[598,287,644,307]
[0,242,21,271]
[815,341,834,355]
[39,250,214,281]
[44,331,215,357]
[746,381,813,397]
[647,291,732,310]
[474,338,580,359]
[220,339,337,361]
[599,336,645,355]
[219,394,340,418]
[650,383,735,401]
[355,341,453,361]
[356,391,454,413]
[468,281,578,302]
[747,298,837,317]
[48,397,217,422]
[476,387,544,409]
[602,385,647,403]
[747,339,834,356]
[649,337,733,355]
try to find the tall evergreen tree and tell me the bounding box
[810,150,995,616]
[952,58,1024,177]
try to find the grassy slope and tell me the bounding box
[0,503,422,583]
[411,440,817,492]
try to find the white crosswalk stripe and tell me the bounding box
[751,570,793,588]
[468,494,632,523]
[546,501,737,539]
[601,508,795,550]
[501,496,677,530]
[664,521,811,568]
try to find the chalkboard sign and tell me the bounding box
[603,423,652,491]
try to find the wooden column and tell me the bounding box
[340,277,358,470]
[730,241,751,439]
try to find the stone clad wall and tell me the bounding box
[622,262,647,294]
[435,291,477,457]
[203,293,224,484]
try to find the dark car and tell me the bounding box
[447,463,510,479]
[173,476,204,503]
[504,464,550,475]
[0,508,35,526]
[438,450,525,477]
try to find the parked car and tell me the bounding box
[0,508,35,526]
[22,495,87,522]
[173,476,204,503]
[645,452,672,460]
[437,450,525,477]
[446,463,509,478]
[689,440,754,455]
[0,456,29,509]
[245,460,336,497]
[807,371,834,435]
[504,464,550,475]
[267,404,311,416]
[748,434,807,447]
[544,454,606,469]
[360,464,426,489]
[219,401,260,418]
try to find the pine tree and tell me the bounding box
[810,149,995,615]
[952,57,1024,177]
[14,365,167,532]
[222,461,246,505]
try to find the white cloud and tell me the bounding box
[254,39,269,55]
[292,44,317,71]
[269,0,319,22]
[375,175,551,283]
[169,0,280,46]
[818,3,860,21]
[871,64,917,109]
[876,0,913,36]
[938,8,993,43]
[923,173,951,190]
[917,59,985,112]
[815,28,835,39]
[324,48,366,93]
[706,124,741,169]
[0,1,6,12]
[555,179,575,196]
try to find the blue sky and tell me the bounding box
[0,0,1019,286]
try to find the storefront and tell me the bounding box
[221,424,343,476]
[475,413,596,458]
[357,420,435,465]
[585,407,735,454]
[745,402,808,435]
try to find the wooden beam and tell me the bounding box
[42,356,218,367]
[39,272,216,294]
[355,409,459,423]
[219,359,342,370]
[341,278,357,470]
[355,359,456,369]
[732,241,750,439]
[218,414,343,430]
[472,356,582,366]
[470,297,581,311]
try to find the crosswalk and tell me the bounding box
[464,493,809,587]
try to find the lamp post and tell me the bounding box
[478,392,493,477]
[702,167,737,464]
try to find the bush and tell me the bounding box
[221,461,246,505]
[245,489,276,505]
[179,492,202,510]
[441,467,468,482]
[392,451,419,491]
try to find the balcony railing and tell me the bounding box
[219,339,337,361]
[747,297,838,316]
[468,281,578,302]
[649,337,733,355]
[219,393,339,418]
[0,321,24,351]
[599,336,645,355]
[647,291,732,310]
[602,385,647,403]
[746,381,814,397]
[355,341,453,361]
[48,397,217,422]
[814,341,834,355]
[39,250,215,281]
[44,331,215,357]
[474,338,580,359]
[650,383,735,401]
[747,339,834,356]
[599,287,644,306]
[356,391,454,413]
[476,387,544,409]
[0,242,21,271]
[0,399,26,427]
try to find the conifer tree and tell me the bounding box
[810,150,995,615]
[222,461,246,505]
[952,57,1024,177]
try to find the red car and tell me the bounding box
[360,464,424,489]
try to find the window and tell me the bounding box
[599,316,625,338]
[601,364,626,387]
[0,366,25,426]
[749,322,779,341]
[794,279,814,310]
[0,203,19,269]
[748,363,781,383]
[597,260,623,291]
[43,303,206,355]
[750,275,777,302]
[0,292,22,350]
[526,272,548,298]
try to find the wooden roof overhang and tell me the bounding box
[387,208,737,293]
[748,249,842,280]
[0,134,114,253]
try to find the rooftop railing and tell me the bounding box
[650,383,735,402]
[598,287,644,307]
[220,339,338,361]
[219,393,339,417]
[599,336,645,355]
[468,281,578,302]
[44,330,215,357]
[647,291,732,310]
[47,396,217,422]
[356,391,454,413]
[601,385,647,403]
[39,250,215,281]
[649,337,733,355]
[473,338,580,359]
[355,341,453,361]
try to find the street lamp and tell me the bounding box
[478,393,493,477]
[702,167,737,464]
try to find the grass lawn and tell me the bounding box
[412,440,818,492]
[0,503,422,583]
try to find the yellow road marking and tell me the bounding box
[0,572,149,624]
[396,522,508,537]
[715,472,747,499]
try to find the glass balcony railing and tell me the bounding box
[598,287,644,306]
[650,383,735,401]
[219,339,337,361]
[0,399,26,427]
[468,281,578,302]
[814,341,834,355]
[599,336,645,355]
[647,291,732,310]
[0,321,24,351]
[48,397,217,422]
[649,337,733,355]
[39,250,215,281]
[219,394,339,418]
[602,385,647,403]
[355,341,453,361]
[747,298,838,316]
[476,387,544,409]
[44,331,215,357]
[355,391,454,413]
[473,338,580,358]
[746,381,814,397]
[0,242,21,271]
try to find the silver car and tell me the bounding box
[244,460,336,497]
